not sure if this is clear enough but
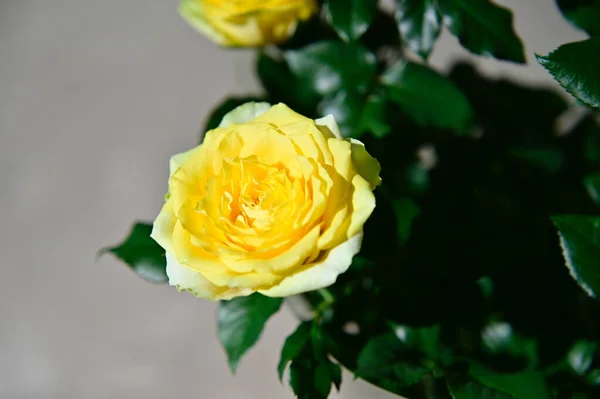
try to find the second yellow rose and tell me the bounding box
[179,0,318,47]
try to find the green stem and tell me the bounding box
[314,288,335,317]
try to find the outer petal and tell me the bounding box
[150,201,177,254]
[348,175,376,238]
[252,103,313,126]
[166,254,253,300]
[178,0,230,46]
[218,102,272,128]
[169,146,203,177]
[350,138,382,189]
[259,233,362,297]
[315,114,343,139]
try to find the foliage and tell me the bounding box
[108,0,600,397]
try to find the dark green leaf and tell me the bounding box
[381,60,474,131]
[325,0,378,42]
[285,41,377,97]
[217,294,283,373]
[552,214,600,298]
[584,172,600,206]
[289,352,341,399]
[447,378,516,399]
[395,0,441,59]
[256,51,316,113]
[101,222,167,283]
[203,96,263,134]
[358,94,391,138]
[318,91,391,138]
[278,322,311,381]
[536,38,600,109]
[469,365,551,399]
[556,0,600,36]
[437,0,525,63]
[355,333,429,392]
[318,91,365,137]
[328,360,342,391]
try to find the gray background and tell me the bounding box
[0,0,585,398]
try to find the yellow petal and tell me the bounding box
[166,253,253,300]
[252,103,313,126]
[315,114,343,139]
[350,138,382,189]
[219,102,272,128]
[348,174,376,238]
[169,145,203,177]
[222,224,321,274]
[259,233,363,297]
[327,138,353,181]
[178,0,230,46]
[151,201,177,255]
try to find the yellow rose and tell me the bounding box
[178,0,318,47]
[151,102,381,300]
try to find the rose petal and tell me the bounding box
[259,233,362,297]
[166,253,253,300]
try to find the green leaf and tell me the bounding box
[556,0,600,36]
[437,0,525,63]
[552,214,600,298]
[355,333,429,393]
[318,91,365,137]
[285,41,377,97]
[318,91,391,138]
[278,322,312,381]
[101,222,167,283]
[447,379,516,399]
[256,51,316,113]
[358,94,391,138]
[325,0,378,42]
[536,38,600,109]
[469,365,551,399]
[289,350,341,399]
[395,0,441,59]
[217,294,283,373]
[381,60,474,131]
[584,172,600,206]
[203,96,264,134]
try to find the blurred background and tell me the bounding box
[0,0,587,398]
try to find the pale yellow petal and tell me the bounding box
[252,103,313,126]
[166,254,253,300]
[327,138,353,181]
[317,205,349,249]
[315,114,343,139]
[219,102,272,128]
[178,0,230,46]
[348,175,376,238]
[259,233,363,297]
[169,145,203,177]
[150,201,177,255]
[350,138,382,189]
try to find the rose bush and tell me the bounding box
[151,102,380,300]
[178,0,317,47]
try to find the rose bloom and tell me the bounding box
[178,0,318,47]
[151,102,380,300]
